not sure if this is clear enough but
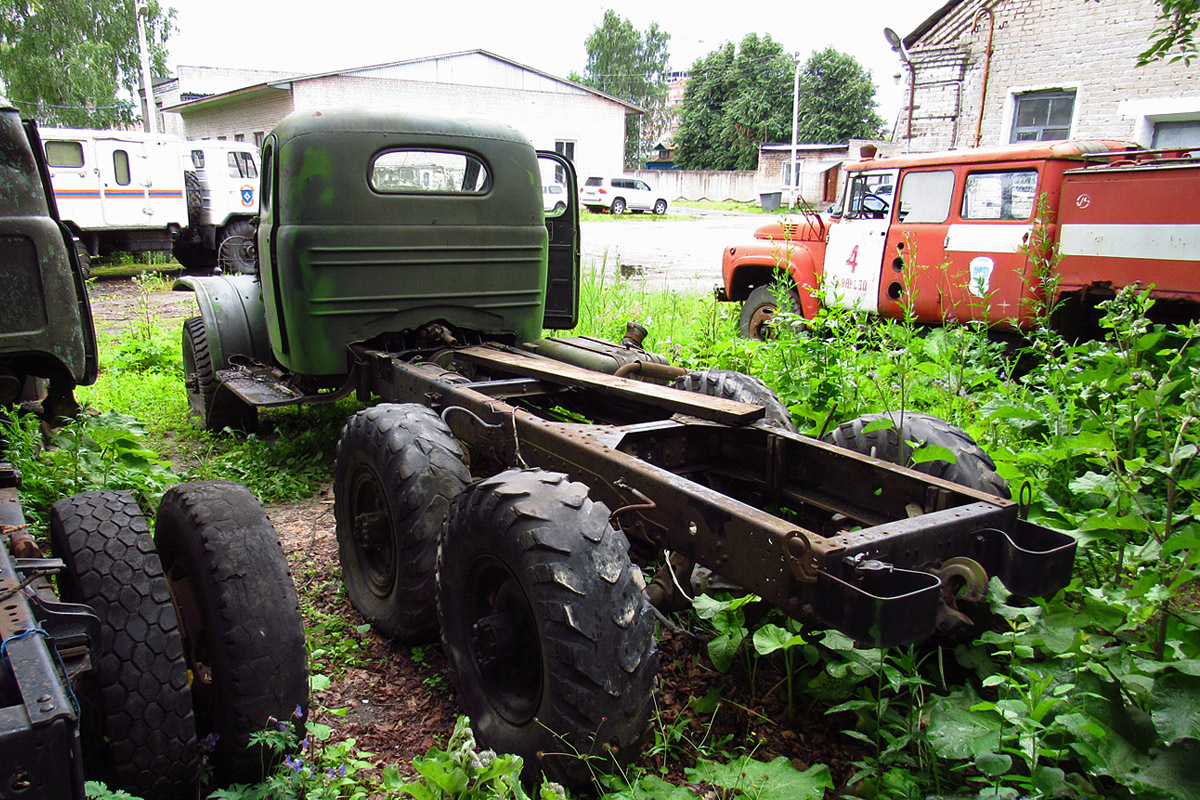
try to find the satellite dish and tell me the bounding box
[883,27,903,50]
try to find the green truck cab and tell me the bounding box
[178,108,580,429]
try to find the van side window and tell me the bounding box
[896,170,955,223]
[113,150,131,185]
[46,141,84,168]
[962,170,1038,220]
[191,150,205,169]
[370,150,491,194]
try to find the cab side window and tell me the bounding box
[896,170,955,223]
[962,170,1038,220]
[113,150,131,185]
[46,141,84,168]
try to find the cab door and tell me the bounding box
[823,169,897,313]
[537,151,579,329]
[876,168,958,322]
[943,167,1040,327]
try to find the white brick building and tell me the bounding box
[158,51,638,180]
[891,0,1200,152]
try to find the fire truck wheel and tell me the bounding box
[218,220,257,275]
[437,468,658,786]
[823,412,1010,498]
[672,368,797,432]
[182,316,257,433]
[154,481,309,787]
[335,403,470,640]
[739,284,803,340]
[50,490,198,800]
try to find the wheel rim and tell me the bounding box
[161,552,217,729]
[748,302,777,339]
[464,555,542,725]
[348,466,396,597]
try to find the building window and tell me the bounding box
[254,131,265,147]
[1011,90,1075,142]
[234,133,245,142]
[1152,120,1200,149]
[554,141,575,161]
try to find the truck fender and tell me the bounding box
[174,274,273,369]
[723,244,823,319]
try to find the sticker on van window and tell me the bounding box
[969,256,995,297]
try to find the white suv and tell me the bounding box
[580,176,668,215]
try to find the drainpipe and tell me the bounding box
[136,0,157,134]
[789,53,800,208]
[971,7,995,147]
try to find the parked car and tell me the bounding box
[580,176,668,215]
[543,182,567,214]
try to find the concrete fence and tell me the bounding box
[627,170,759,203]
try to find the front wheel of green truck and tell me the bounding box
[182,316,257,433]
[154,481,309,788]
[335,404,470,640]
[437,469,658,786]
[50,491,198,800]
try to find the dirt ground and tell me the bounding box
[87,275,864,793]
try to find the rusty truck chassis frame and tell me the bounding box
[223,338,1078,647]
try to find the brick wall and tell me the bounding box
[895,0,1200,151]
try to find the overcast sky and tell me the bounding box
[164,1,945,125]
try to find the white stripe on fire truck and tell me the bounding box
[945,224,1031,254]
[1060,224,1200,262]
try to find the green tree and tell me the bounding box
[674,34,794,170]
[795,48,883,143]
[579,10,671,168]
[0,0,175,127]
[1140,0,1198,64]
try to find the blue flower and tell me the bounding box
[294,704,304,719]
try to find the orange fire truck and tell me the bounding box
[718,140,1200,337]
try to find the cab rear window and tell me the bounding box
[371,150,490,194]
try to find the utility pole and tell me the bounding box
[136,0,157,133]
[789,53,800,208]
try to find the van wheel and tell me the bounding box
[822,412,1009,497]
[50,491,198,800]
[218,221,256,275]
[437,469,657,786]
[182,316,257,433]
[155,481,309,787]
[335,404,470,640]
[653,199,668,215]
[611,197,627,214]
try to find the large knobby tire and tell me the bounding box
[437,469,658,786]
[154,481,309,787]
[335,404,470,640]
[218,220,257,275]
[172,239,216,273]
[182,316,257,433]
[49,491,198,800]
[822,412,1010,498]
[672,368,797,432]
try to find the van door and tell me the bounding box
[95,137,149,227]
[823,169,898,313]
[44,136,101,229]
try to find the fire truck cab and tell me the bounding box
[721,140,1200,336]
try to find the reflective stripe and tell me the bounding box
[946,223,1030,253]
[1060,224,1200,262]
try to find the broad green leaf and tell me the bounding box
[864,417,893,433]
[927,688,1001,760]
[975,751,1012,778]
[707,628,745,673]
[686,756,832,800]
[752,624,804,655]
[1150,672,1200,743]
[909,442,957,465]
